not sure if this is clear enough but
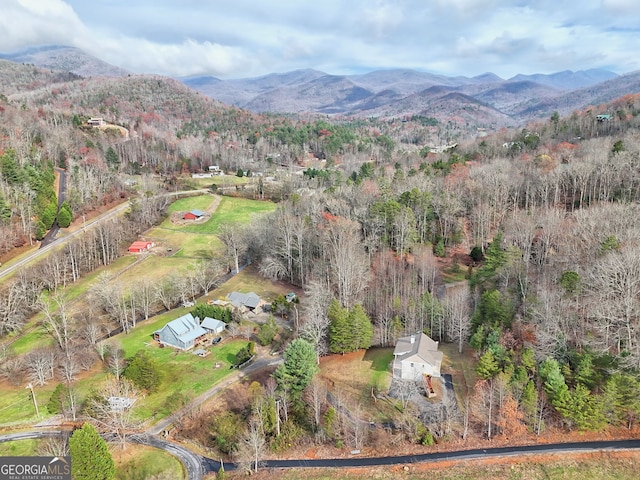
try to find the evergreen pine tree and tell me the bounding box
[69,423,115,480]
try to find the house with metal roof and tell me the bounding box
[227,291,261,310]
[153,313,207,350]
[392,332,443,380]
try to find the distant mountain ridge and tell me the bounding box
[0,45,129,78]
[181,66,625,125]
[2,44,637,128]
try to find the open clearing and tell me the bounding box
[206,264,297,304]
[160,195,276,234]
[319,348,396,423]
[113,443,185,480]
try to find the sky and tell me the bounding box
[1,0,639,80]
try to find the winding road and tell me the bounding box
[3,430,640,479]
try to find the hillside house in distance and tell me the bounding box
[393,332,443,380]
[128,240,154,253]
[153,313,207,350]
[183,209,206,220]
[87,117,106,127]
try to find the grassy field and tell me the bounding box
[208,264,294,303]
[319,348,396,422]
[115,255,196,284]
[167,195,215,214]
[0,380,57,424]
[113,310,247,420]
[173,196,276,234]
[113,443,185,480]
[0,439,39,456]
[438,343,477,399]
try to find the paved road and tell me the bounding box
[4,430,640,478]
[202,438,640,473]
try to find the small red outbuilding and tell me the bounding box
[128,241,154,253]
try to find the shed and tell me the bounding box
[201,317,226,334]
[153,313,207,350]
[184,209,206,220]
[128,241,154,253]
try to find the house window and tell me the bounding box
[410,363,414,368]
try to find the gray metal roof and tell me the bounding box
[156,313,207,344]
[227,291,261,309]
[201,317,226,331]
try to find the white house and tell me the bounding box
[392,332,443,380]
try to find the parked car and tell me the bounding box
[212,336,222,345]
[182,300,195,307]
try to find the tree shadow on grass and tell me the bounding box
[363,347,394,373]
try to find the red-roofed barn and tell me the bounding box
[128,241,154,253]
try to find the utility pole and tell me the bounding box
[26,383,39,418]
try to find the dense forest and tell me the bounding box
[2,59,640,458]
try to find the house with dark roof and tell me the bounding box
[201,317,226,334]
[392,332,443,380]
[227,291,261,310]
[153,313,207,350]
[183,209,206,220]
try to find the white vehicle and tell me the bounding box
[182,300,195,308]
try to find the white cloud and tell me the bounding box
[1,0,637,79]
[0,0,87,50]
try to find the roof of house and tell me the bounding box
[189,209,206,217]
[201,317,226,331]
[129,240,152,250]
[227,291,261,309]
[155,313,207,345]
[393,332,443,367]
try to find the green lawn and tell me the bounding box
[209,264,291,303]
[364,348,395,392]
[114,444,185,480]
[0,439,39,456]
[9,326,54,355]
[0,382,57,425]
[171,196,276,234]
[115,255,197,285]
[113,310,246,421]
[167,195,215,214]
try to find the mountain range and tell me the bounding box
[2,45,640,127]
